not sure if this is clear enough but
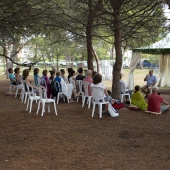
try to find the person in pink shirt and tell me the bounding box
[148,87,169,113]
[82,70,93,95]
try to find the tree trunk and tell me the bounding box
[10,34,21,62]
[92,47,100,73]
[110,44,114,60]
[86,0,94,71]
[111,5,123,99]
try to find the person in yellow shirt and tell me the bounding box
[131,85,148,110]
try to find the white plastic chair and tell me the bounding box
[55,81,69,104]
[69,77,76,90]
[91,86,109,118]
[119,82,131,104]
[15,79,24,98]
[9,84,16,92]
[22,80,36,104]
[36,86,57,116]
[40,78,47,90]
[26,83,40,113]
[82,82,92,108]
[76,80,84,102]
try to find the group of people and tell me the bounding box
[130,70,169,113]
[8,66,169,114]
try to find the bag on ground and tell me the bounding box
[108,103,119,117]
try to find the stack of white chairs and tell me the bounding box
[82,82,92,108]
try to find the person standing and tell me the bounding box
[148,87,169,113]
[141,70,157,97]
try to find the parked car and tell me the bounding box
[142,60,157,68]
[76,61,88,67]
[59,60,77,66]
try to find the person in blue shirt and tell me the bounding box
[54,71,62,92]
[34,68,40,86]
[8,68,16,85]
[141,70,157,97]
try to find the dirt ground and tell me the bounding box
[0,79,170,170]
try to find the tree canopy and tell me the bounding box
[0,0,169,97]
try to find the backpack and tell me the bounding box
[50,81,58,96]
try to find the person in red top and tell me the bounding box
[148,87,169,113]
[82,70,93,96]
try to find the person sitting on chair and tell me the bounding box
[131,85,148,110]
[60,69,67,82]
[14,67,21,84]
[8,68,16,85]
[82,70,93,95]
[34,68,40,86]
[148,87,169,113]
[76,67,85,80]
[22,69,39,92]
[55,71,78,101]
[141,70,157,98]
[49,70,55,83]
[41,70,51,98]
[91,74,113,113]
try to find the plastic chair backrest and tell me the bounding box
[69,77,76,89]
[25,83,34,97]
[76,80,83,92]
[83,81,91,96]
[22,80,27,92]
[54,81,62,92]
[91,86,105,103]
[119,81,126,93]
[38,86,47,100]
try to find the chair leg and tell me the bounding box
[77,96,79,102]
[63,95,65,102]
[82,96,86,107]
[81,93,84,103]
[121,94,123,103]
[48,103,50,113]
[99,104,102,118]
[41,102,45,116]
[53,102,57,115]
[15,88,18,98]
[24,93,28,104]
[57,93,59,104]
[29,99,33,113]
[88,97,91,109]
[36,101,41,115]
[92,103,96,117]
[26,98,29,111]
[21,92,24,103]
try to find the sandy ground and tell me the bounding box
[0,79,170,170]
